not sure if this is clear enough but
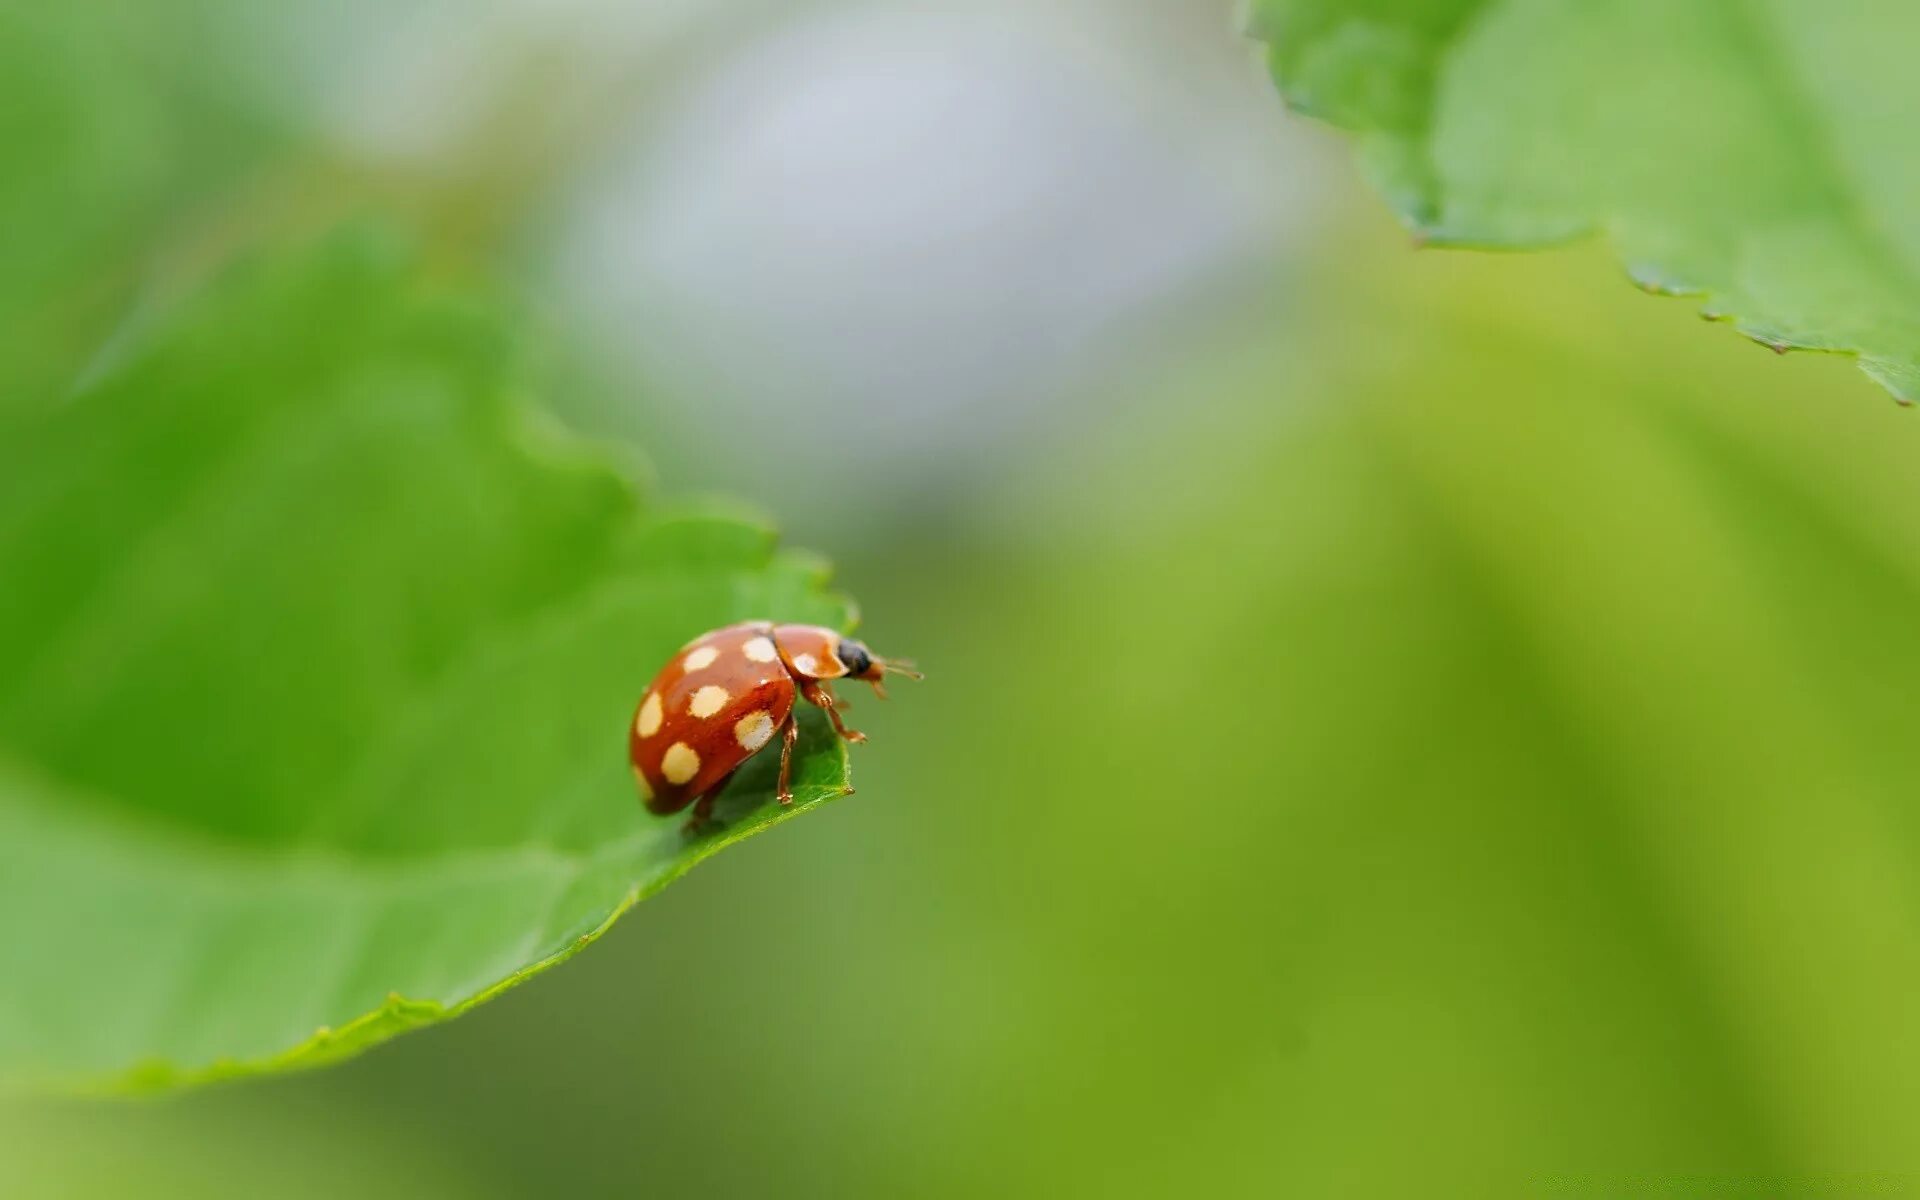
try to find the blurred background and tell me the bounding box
[10,0,1920,1195]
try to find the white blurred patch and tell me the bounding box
[554,0,1324,527]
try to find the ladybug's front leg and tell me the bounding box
[802,681,866,744]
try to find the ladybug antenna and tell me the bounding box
[864,657,922,701]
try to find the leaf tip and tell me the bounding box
[1859,357,1920,407]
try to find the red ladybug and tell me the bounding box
[630,621,920,831]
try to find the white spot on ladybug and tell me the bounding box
[636,692,663,738]
[684,645,720,672]
[662,742,701,785]
[735,711,775,752]
[792,653,819,676]
[690,685,730,719]
[631,764,653,800]
[742,636,777,663]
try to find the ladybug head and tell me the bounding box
[836,639,875,679]
[836,637,922,699]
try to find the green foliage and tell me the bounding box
[0,4,287,407]
[0,235,852,1093]
[804,241,1920,1196]
[1249,0,1920,400]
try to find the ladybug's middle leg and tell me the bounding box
[776,715,799,806]
[802,682,866,744]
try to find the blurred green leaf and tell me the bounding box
[1249,0,1920,400]
[0,234,852,1093]
[0,4,291,408]
[0,1097,489,1199]
[795,240,1920,1195]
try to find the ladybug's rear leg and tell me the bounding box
[684,792,717,836]
[684,793,718,836]
[802,681,866,744]
[684,770,738,836]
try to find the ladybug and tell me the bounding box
[630,621,919,831]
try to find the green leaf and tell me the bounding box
[0,233,854,1093]
[0,5,288,408]
[1248,0,1920,401]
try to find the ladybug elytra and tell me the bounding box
[630,621,919,831]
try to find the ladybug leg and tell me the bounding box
[683,770,739,836]
[777,715,799,806]
[684,791,718,836]
[802,681,867,744]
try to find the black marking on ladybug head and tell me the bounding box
[837,639,874,678]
